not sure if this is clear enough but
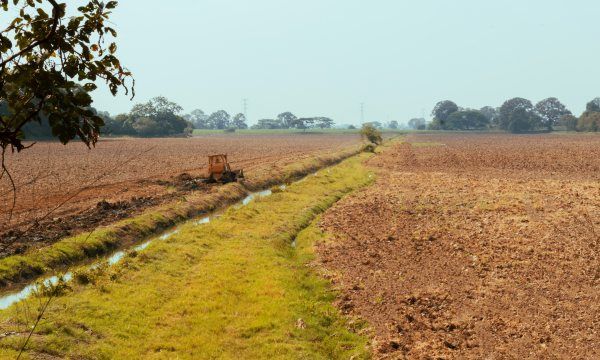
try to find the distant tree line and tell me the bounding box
[13,100,339,139]
[184,109,248,130]
[250,112,334,130]
[103,96,192,137]
[361,120,400,130]
[422,97,600,133]
[181,110,336,131]
[100,100,252,136]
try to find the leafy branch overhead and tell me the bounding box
[0,0,133,151]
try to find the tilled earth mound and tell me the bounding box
[318,134,600,359]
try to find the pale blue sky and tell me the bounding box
[91,0,600,125]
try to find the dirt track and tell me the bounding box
[0,134,359,256]
[318,134,600,359]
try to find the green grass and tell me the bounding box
[0,154,374,359]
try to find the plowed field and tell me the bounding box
[319,133,600,359]
[0,134,359,255]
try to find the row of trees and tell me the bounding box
[103,97,193,136]
[19,99,339,138]
[181,110,335,131]
[427,97,581,133]
[252,112,334,130]
[184,109,247,130]
[104,99,253,136]
[360,120,400,130]
[104,104,337,136]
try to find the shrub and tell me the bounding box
[577,111,600,131]
[360,123,382,145]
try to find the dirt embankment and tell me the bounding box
[318,134,600,359]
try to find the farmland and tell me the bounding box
[0,133,599,359]
[0,134,360,256]
[318,133,600,358]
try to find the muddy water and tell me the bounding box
[0,183,292,310]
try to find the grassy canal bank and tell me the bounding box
[0,153,374,359]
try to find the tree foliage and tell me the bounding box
[186,109,208,129]
[314,117,334,129]
[294,117,315,130]
[277,112,297,128]
[253,118,283,129]
[507,108,530,133]
[585,97,600,112]
[577,111,600,132]
[408,118,426,130]
[534,97,571,130]
[231,113,247,129]
[445,110,489,130]
[103,112,133,135]
[130,96,181,119]
[498,98,534,131]
[479,106,499,127]
[206,110,230,130]
[0,0,133,152]
[559,114,578,131]
[431,100,459,125]
[388,120,399,129]
[109,96,191,137]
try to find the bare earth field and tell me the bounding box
[0,133,359,256]
[318,133,600,359]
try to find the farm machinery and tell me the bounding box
[206,154,244,183]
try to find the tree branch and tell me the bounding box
[0,0,61,69]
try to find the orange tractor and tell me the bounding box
[207,154,244,183]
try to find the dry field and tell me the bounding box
[0,133,360,255]
[319,133,600,359]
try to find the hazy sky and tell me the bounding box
[90,0,600,126]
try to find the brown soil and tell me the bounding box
[318,133,600,359]
[0,134,360,257]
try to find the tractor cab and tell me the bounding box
[207,154,244,183]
